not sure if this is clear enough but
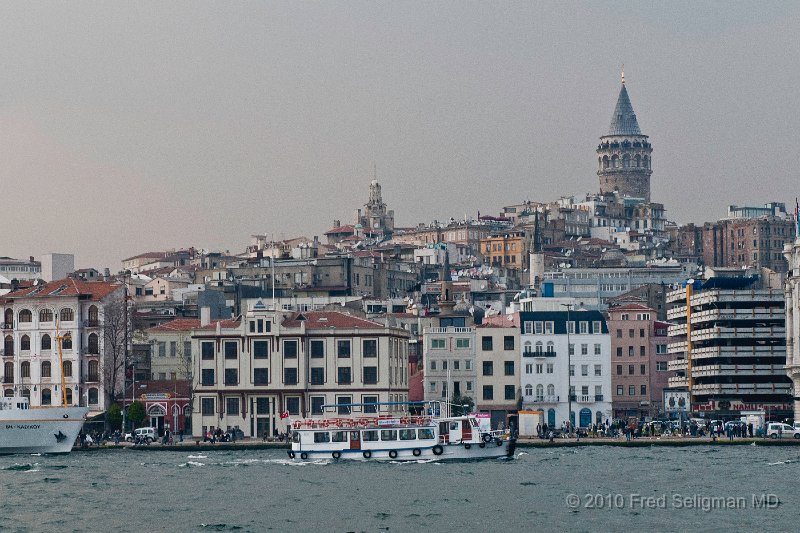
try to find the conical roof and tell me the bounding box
[606,84,642,136]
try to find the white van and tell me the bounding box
[129,427,157,443]
[766,423,800,439]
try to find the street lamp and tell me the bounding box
[561,303,574,433]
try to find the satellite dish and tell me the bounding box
[687,278,695,285]
[506,314,513,321]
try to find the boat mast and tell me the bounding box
[55,320,70,407]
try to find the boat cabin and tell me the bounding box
[0,397,29,411]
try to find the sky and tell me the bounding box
[1,2,799,269]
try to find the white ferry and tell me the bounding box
[288,401,516,462]
[0,396,88,455]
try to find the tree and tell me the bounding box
[451,394,474,417]
[128,401,146,427]
[107,403,123,430]
[102,296,131,406]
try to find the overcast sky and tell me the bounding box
[1,2,798,269]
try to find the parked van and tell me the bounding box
[127,427,157,443]
[766,423,800,439]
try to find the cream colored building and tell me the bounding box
[474,322,520,429]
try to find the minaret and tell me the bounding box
[438,243,456,315]
[597,69,653,201]
[529,211,546,290]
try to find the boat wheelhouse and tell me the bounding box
[288,401,515,462]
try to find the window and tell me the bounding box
[442,360,448,370]
[336,396,351,415]
[21,335,30,351]
[226,397,240,415]
[640,346,646,357]
[312,432,331,444]
[641,384,647,395]
[455,338,470,349]
[639,328,645,338]
[594,364,601,376]
[62,361,72,377]
[640,364,646,375]
[88,360,99,381]
[482,385,494,400]
[88,333,99,354]
[60,308,74,322]
[362,430,379,442]
[430,360,436,371]
[363,366,378,384]
[629,385,635,396]
[656,344,667,354]
[616,329,622,338]
[581,365,588,377]
[616,385,623,396]
[224,369,238,385]
[41,388,51,405]
[504,336,515,350]
[592,321,601,334]
[337,340,351,358]
[286,397,300,415]
[62,335,71,350]
[18,309,32,323]
[338,367,352,384]
[453,360,460,370]
[536,364,543,374]
[628,346,634,357]
[310,340,324,358]
[201,397,215,415]
[525,364,533,374]
[224,342,238,360]
[482,361,493,376]
[41,334,51,351]
[311,396,325,415]
[581,344,588,355]
[629,329,634,338]
[157,342,166,357]
[184,341,192,358]
[381,430,397,441]
[616,347,622,357]
[254,368,269,385]
[253,340,269,359]
[41,361,51,378]
[362,339,378,358]
[523,321,533,334]
[363,395,378,413]
[431,338,445,349]
[170,341,177,357]
[482,336,493,350]
[283,368,298,385]
[499,361,514,376]
[616,365,622,375]
[569,364,574,377]
[544,322,554,335]
[656,361,667,371]
[534,321,543,334]
[568,344,575,356]
[283,340,298,359]
[628,365,634,375]
[39,309,53,323]
[567,321,576,334]
[546,363,554,374]
[465,360,471,370]
[505,385,515,400]
[201,342,214,360]
[429,381,437,392]
[594,343,601,355]
[579,322,588,334]
[21,362,30,378]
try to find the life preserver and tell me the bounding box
[432,445,443,456]
[400,417,410,425]
[464,443,471,450]
[495,439,503,447]
[336,420,344,428]
[482,433,492,443]
[293,421,301,429]
[288,451,295,459]
[412,448,421,457]
[479,442,486,449]
[389,450,398,459]
[332,451,341,459]
[363,450,372,459]
[300,452,308,460]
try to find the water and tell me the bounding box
[0,445,797,532]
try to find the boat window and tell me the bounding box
[362,430,379,442]
[399,429,416,441]
[331,431,347,443]
[418,428,435,440]
[470,418,479,428]
[313,432,330,443]
[292,433,300,443]
[450,422,459,431]
[380,429,397,441]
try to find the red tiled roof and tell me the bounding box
[146,318,201,333]
[194,320,241,330]
[282,311,385,329]
[6,278,121,301]
[324,224,356,235]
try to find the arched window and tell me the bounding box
[21,388,30,400]
[3,335,12,356]
[547,408,556,427]
[65,388,73,404]
[535,384,544,401]
[611,155,619,168]
[634,154,641,168]
[20,362,30,378]
[41,334,52,351]
[63,361,72,377]
[3,309,12,326]
[41,361,51,378]
[88,305,99,325]
[597,157,602,171]
[602,156,609,169]
[3,389,13,398]
[524,384,533,396]
[39,309,53,323]
[523,341,532,355]
[88,388,98,405]
[535,341,543,354]
[18,309,32,323]
[88,333,99,354]
[41,388,52,405]
[643,155,649,169]
[3,361,13,380]
[546,341,554,354]
[60,308,74,322]
[622,154,630,168]
[20,335,30,351]
[88,360,99,382]
[62,335,72,350]
[547,384,555,397]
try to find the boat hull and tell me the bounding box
[0,406,88,455]
[291,438,515,462]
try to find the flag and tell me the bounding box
[280,411,289,419]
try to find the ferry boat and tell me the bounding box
[0,396,88,455]
[288,401,516,462]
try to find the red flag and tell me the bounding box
[280,411,289,419]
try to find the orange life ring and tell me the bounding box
[400,417,410,425]
[292,420,301,429]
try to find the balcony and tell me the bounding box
[425,327,474,334]
[83,320,100,328]
[523,350,557,358]
[577,395,592,403]
[2,377,13,384]
[1,322,12,330]
[525,395,559,403]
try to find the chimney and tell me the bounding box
[200,306,211,327]
[29,256,34,262]
[103,268,110,281]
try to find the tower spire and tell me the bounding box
[621,64,625,85]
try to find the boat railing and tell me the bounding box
[292,415,433,430]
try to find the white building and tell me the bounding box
[784,233,800,420]
[519,310,612,429]
[422,325,477,404]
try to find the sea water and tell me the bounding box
[0,445,796,532]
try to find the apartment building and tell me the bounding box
[192,304,409,438]
[475,322,520,429]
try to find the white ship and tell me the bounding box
[0,396,88,455]
[289,401,516,462]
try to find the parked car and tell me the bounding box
[766,423,800,439]
[222,427,245,442]
[128,427,157,443]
